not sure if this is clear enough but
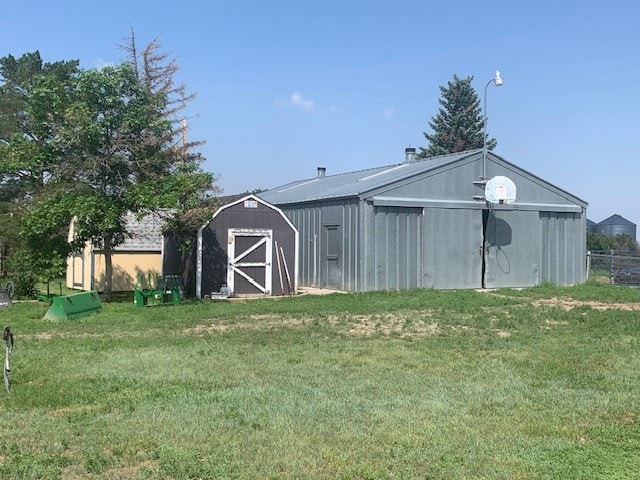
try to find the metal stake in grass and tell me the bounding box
[280,245,293,295]
[274,240,285,296]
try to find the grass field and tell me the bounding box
[0,282,639,479]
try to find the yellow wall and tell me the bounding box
[92,251,162,292]
[66,246,162,292]
[66,240,93,291]
[66,217,163,293]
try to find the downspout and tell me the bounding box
[196,223,205,298]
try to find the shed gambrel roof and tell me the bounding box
[259,149,587,207]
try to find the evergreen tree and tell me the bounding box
[418,74,496,158]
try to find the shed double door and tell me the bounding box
[483,209,540,288]
[227,229,273,295]
[426,208,540,289]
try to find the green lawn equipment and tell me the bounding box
[36,281,63,304]
[134,274,185,307]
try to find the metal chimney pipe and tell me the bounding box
[405,147,416,163]
[317,167,326,178]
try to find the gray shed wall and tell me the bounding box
[280,199,359,291]
[540,211,586,285]
[268,152,587,292]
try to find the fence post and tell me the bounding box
[586,251,591,280]
[609,249,614,284]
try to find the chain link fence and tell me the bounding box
[587,250,640,286]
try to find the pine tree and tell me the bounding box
[418,74,496,158]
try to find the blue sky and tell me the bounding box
[3,1,639,235]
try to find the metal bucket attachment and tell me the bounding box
[44,290,102,321]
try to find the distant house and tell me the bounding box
[586,218,597,233]
[259,148,588,291]
[593,214,637,239]
[66,213,164,292]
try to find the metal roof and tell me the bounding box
[597,214,636,227]
[258,149,587,207]
[259,150,477,205]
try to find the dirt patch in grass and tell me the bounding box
[183,312,445,339]
[333,313,440,338]
[182,295,640,339]
[483,290,640,311]
[532,297,640,311]
[183,314,312,336]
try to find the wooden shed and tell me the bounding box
[66,213,164,292]
[196,195,298,298]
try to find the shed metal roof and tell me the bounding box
[259,149,587,207]
[259,150,476,205]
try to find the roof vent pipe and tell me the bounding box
[317,166,326,178]
[405,147,416,163]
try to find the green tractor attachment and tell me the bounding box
[37,281,63,304]
[44,290,102,321]
[134,274,185,307]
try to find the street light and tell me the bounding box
[482,70,503,179]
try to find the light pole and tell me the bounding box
[482,70,503,179]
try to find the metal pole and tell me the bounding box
[483,78,492,180]
[609,249,614,284]
[482,71,502,180]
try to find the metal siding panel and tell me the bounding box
[540,212,584,286]
[397,212,407,289]
[347,202,359,291]
[363,201,376,291]
[423,208,483,289]
[370,206,422,291]
[558,214,568,284]
[283,199,357,291]
[485,210,541,288]
[373,207,384,290]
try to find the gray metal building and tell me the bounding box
[593,214,636,239]
[258,149,588,291]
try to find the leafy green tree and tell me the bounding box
[587,232,638,252]
[3,46,215,294]
[17,64,163,290]
[57,63,209,297]
[0,52,79,280]
[611,233,638,251]
[586,232,613,251]
[419,74,496,158]
[0,52,79,196]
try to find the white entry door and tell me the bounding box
[227,229,273,295]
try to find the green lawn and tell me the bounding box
[0,283,639,479]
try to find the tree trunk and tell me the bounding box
[103,234,113,301]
